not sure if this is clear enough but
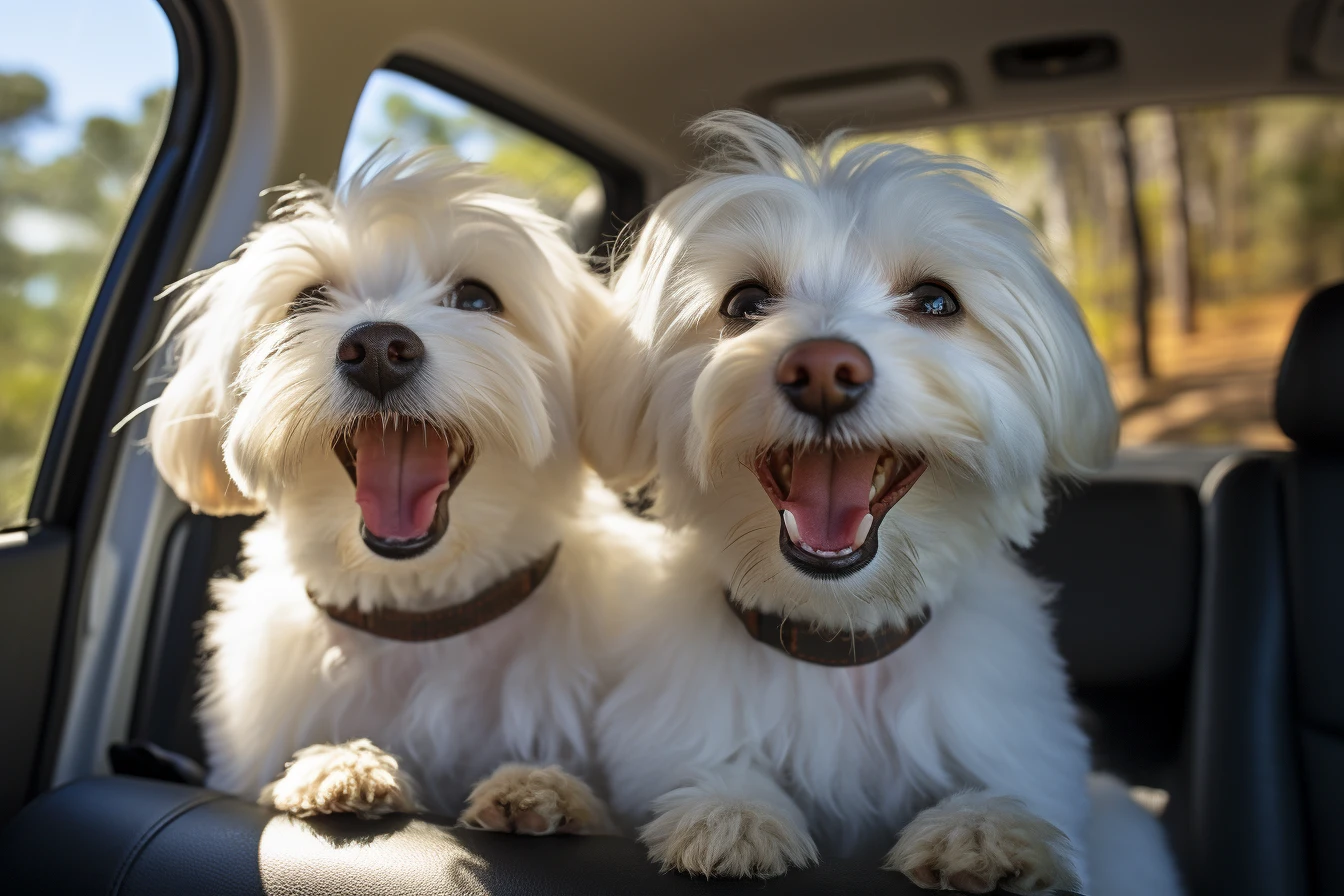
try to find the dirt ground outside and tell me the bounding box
[1104,291,1308,449]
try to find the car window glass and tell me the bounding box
[868,98,1344,448]
[342,68,605,249]
[0,0,178,527]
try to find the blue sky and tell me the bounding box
[1,0,177,161]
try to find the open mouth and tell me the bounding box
[333,417,475,560]
[753,445,926,579]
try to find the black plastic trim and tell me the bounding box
[385,54,645,257]
[0,528,71,822]
[131,512,255,763]
[27,0,238,799]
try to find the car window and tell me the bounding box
[0,0,177,527]
[342,68,606,249]
[868,97,1344,449]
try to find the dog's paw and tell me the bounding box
[885,794,1079,894]
[641,795,818,878]
[459,764,613,835]
[261,739,420,819]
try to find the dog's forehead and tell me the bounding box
[679,171,992,286]
[287,203,554,302]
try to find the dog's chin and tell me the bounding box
[333,417,476,561]
[753,445,926,580]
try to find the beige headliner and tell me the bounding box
[241,0,1327,197]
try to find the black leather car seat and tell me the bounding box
[1186,283,1344,896]
[0,775,1082,895]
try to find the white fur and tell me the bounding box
[887,790,1079,894]
[1087,774,1186,896]
[584,112,1181,893]
[261,739,420,818]
[149,150,633,817]
[461,762,615,835]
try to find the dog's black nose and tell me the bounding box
[776,339,873,425]
[337,322,424,399]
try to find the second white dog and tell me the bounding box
[582,112,1183,894]
[149,150,619,833]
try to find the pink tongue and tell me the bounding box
[782,447,879,551]
[352,421,451,541]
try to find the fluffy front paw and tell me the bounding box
[641,795,818,878]
[885,794,1079,894]
[261,739,420,819]
[459,764,613,835]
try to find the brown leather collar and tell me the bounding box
[725,591,929,666]
[311,544,560,642]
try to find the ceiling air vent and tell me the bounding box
[992,34,1120,80]
[1309,0,1344,77]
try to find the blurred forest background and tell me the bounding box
[881,99,1344,448]
[3,60,1344,525]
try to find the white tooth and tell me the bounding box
[869,485,877,502]
[838,547,853,556]
[872,472,886,495]
[783,509,800,544]
[801,542,815,553]
[447,449,461,470]
[853,513,874,549]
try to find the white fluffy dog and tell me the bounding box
[148,150,616,833]
[582,112,1183,894]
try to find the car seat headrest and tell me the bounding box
[1276,283,1344,451]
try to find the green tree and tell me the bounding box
[0,73,172,524]
[0,73,48,130]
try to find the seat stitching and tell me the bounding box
[108,789,227,896]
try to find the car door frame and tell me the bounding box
[0,0,238,820]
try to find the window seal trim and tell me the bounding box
[384,54,645,256]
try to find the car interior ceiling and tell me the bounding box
[3,1,1344,894]
[245,0,1323,184]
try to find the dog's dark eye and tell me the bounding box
[909,282,961,317]
[720,282,774,321]
[288,283,329,316]
[446,280,503,314]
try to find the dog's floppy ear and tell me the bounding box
[1033,274,1119,478]
[576,305,659,491]
[147,272,264,516]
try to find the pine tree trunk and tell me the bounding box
[1114,113,1153,379]
[1150,108,1196,333]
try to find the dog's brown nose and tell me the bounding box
[337,322,424,399]
[775,339,874,424]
